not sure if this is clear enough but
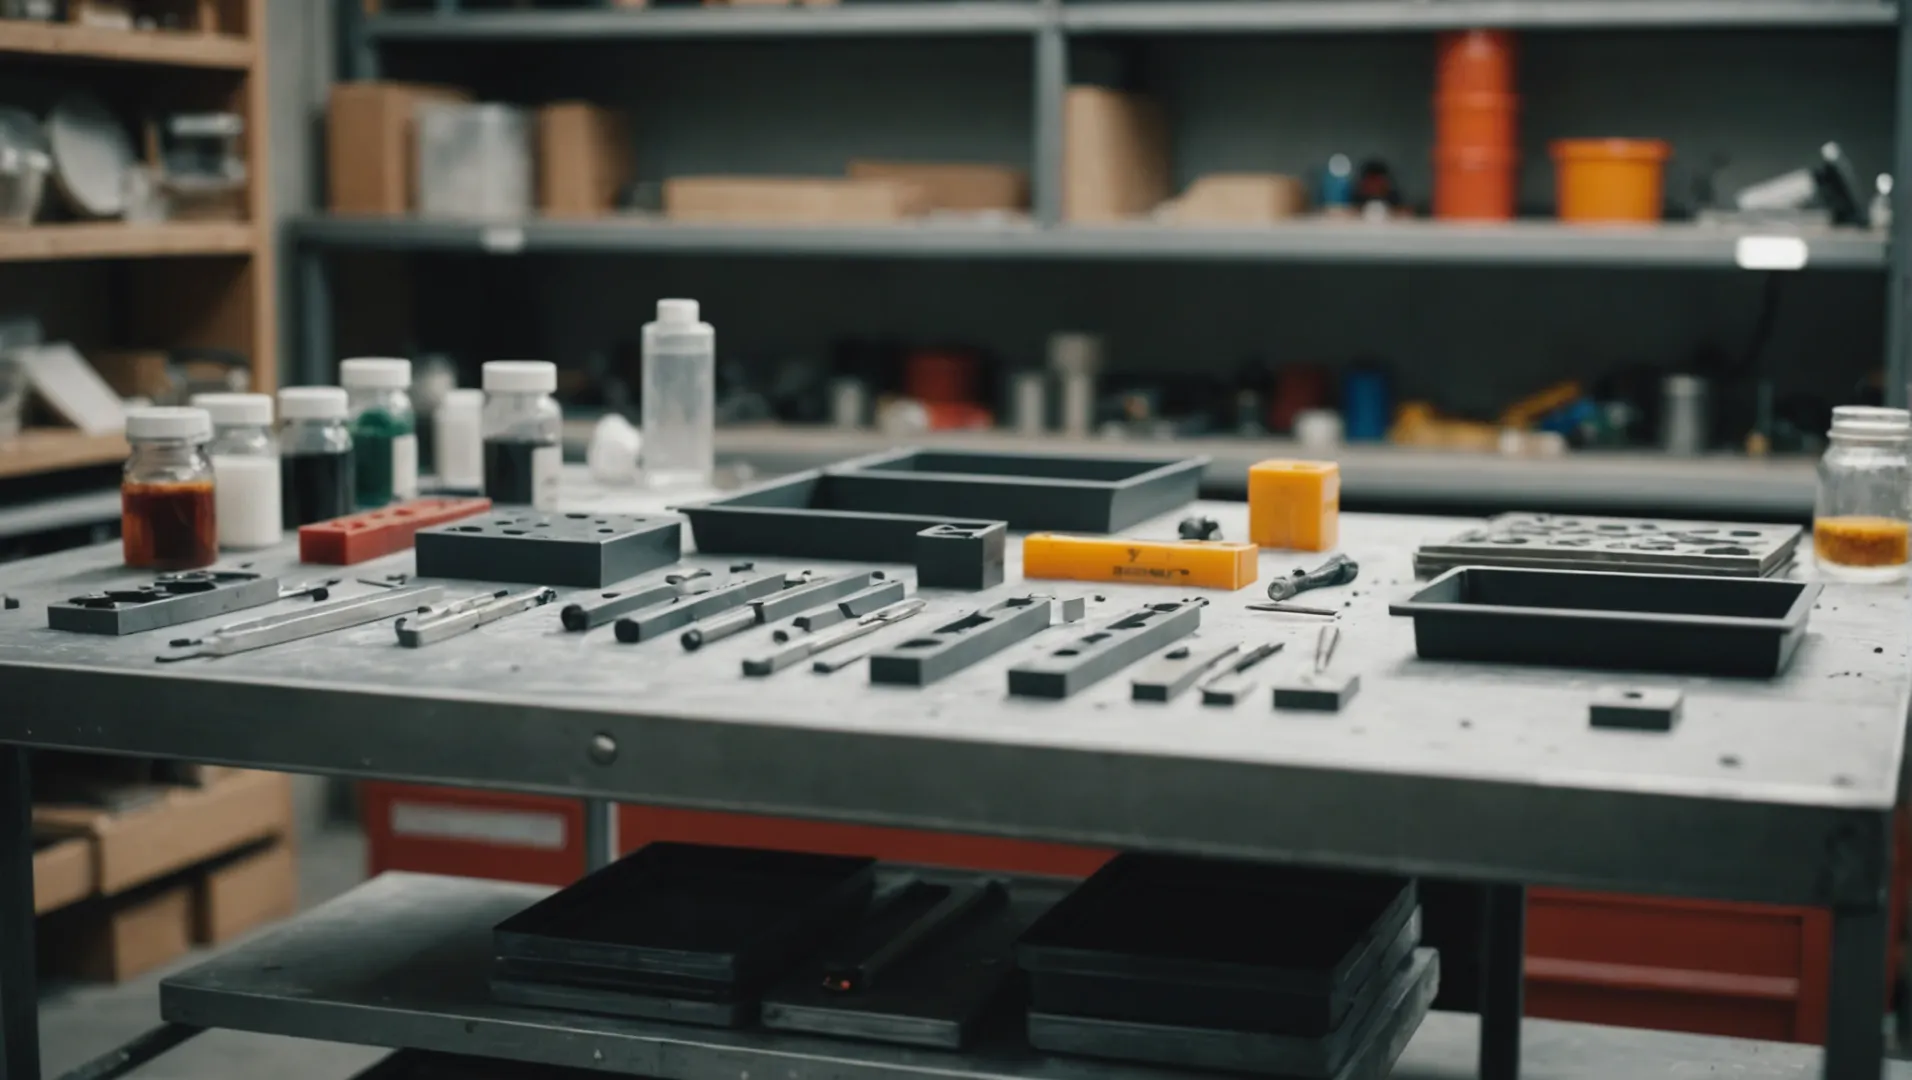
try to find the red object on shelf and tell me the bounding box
[905,349,980,405]
[923,402,995,431]
[362,782,584,887]
[1433,147,1519,221]
[1436,28,1516,95]
[1435,92,1518,150]
[298,496,492,565]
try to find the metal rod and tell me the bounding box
[1825,857,1892,1080]
[1888,3,1912,408]
[1479,883,1526,1080]
[824,878,1006,993]
[743,598,926,676]
[582,798,618,873]
[776,579,908,642]
[51,1023,204,1080]
[615,573,792,643]
[397,587,556,647]
[0,746,38,1080]
[685,573,886,651]
[561,581,681,632]
[161,585,446,661]
[1032,5,1065,225]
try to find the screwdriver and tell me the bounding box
[1264,553,1359,603]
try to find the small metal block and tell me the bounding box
[1590,687,1683,732]
[1054,596,1087,623]
[1272,672,1361,712]
[48,572,281,636]
[914,522,1007,591]
[2,595,17,610]
[415,512,682,588]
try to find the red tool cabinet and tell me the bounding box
[362,782,1905,1044]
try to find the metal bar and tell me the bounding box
[683,572,885,651]
[1823,811,1892,1080]
[0,746,37,1080]
[779,579,909,640]
[52,1023,203,1080]
[869,596,1053,686]
[364,4,1046,39]
[1130,641,1240,701]
[1060,0,1898,33]
[296,246,333,387]
[1478,884,1525,1080]
[615,573,791,643]
[1010,600,1204,699]
[583,798,618,873]
[163,585,446,660]
[562,582,682,632]
[1888,1,1912,407]
[1032,4,1065,226]
[396,587,557,647]
[288,216,1890,270]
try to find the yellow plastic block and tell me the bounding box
[1022,533,1259,591]
[1249,459,1340,551]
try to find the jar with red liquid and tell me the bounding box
[121,406,217,570]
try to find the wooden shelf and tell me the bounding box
[0,20,253,70]
[0,429,127,481]
[0,223,255,264]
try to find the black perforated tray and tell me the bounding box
[1389,566,1820,677]
[494,843,875,988]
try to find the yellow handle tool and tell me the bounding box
[1022,533,1260,591]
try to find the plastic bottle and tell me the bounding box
[277,387,355,528]
[435,388,485,491]
[341,356,418,508]
[481,361,561,509]
[640,299,715,489]
[192,392,281,549]
[121,406,217,570]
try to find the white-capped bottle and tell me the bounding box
[192,392,281,549]
[641,299,715,489]
[481,361,561,509]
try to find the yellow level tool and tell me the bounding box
[1022,533,1260,591]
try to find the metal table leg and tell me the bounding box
[1824,902,1888,1080]
[583,798,618,873]
[1479,883,1525,1080]
[0,746,38,1080]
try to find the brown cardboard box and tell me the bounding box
[43,883,193,983]
[539,102,635,218]
[1063,86,1170,223]
[88,350,172,401]
[846,161,1029,212]
[664,176,927,223]
[328,81,472,214]
[1164,173,1308,224]
[193,841,297,945]
[34,837,95,916]
[35,770,293,897]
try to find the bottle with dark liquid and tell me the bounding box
[276,386,356,528]
[481,361,561,509]
[121,406,219,570]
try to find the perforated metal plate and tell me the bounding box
[1414,513,1802,579]
[414,511,682,588]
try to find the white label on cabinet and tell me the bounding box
[1734,235,1809,271]
[480,226,527,254]
[389,802,567,850]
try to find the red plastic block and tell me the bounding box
[299,497,492,565]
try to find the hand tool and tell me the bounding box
[1177,516,1222,541]
[1264,552,1359,603]
[1130,640,1241,702]
[1314,623,1341,672]
[615,571,801,644]
[279,577,342,602]
[1246,602,1340,617]
[358,573,410,589]
[158,584,445,661]
[682,571,886,651]
[1023,533,1259,591]
[1198,642,1284,706]
[397,586,557,647]
[1009,600,1206,700]
[744,598,926,677]
[822,877,1007,994]
[869,595,1053,686]
[775,579,909,641]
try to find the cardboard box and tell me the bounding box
[328,81,472,214]
[847,161,1029,212]
[664,176,927,223]
[35,770,293,897]
[34,836,96,916]
[539,102,635,218]
[1063,86,1170,223]
[1164,173,1308,224]
[42,883,193,983]
[194,841,297,945]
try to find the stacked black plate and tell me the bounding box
[492,842,877,1026]
[1017,853,1426,1077]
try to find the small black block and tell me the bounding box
[1272,672,1361,712]
[914,522,1007,591]
[415,511,682,588]
[1589,687,1682,732]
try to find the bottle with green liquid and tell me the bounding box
[340,357,418,508]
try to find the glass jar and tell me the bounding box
[341,356,418,508]
[1813,405,1911,582]
[193,392,281,550]
[277,386,355,529]
[122,406,217,570]
[481,360,561,509]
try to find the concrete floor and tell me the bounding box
[36,826,388,1080]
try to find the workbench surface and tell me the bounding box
[0,501,1903,907]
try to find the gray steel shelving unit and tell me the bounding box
[300,0,1911,409]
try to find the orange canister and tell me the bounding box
[1434,146,1518,221]
[1436,29,1516,95]
[1551,139,1671,222]
[1436,92,1518,150]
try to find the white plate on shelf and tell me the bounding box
[47,94,134,218]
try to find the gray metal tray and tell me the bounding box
[1413,513,1803,579]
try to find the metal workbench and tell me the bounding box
[0,498,1903,1080]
